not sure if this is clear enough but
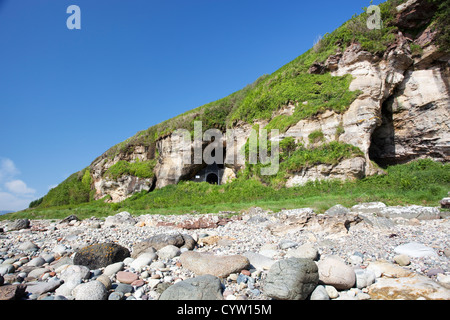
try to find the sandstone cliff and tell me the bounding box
[46,0,450,204]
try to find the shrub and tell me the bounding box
[39,168,92,207]
[308,130,325,144]
[105,159,157,180]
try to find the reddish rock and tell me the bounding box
[241,270,251,276]
[116,271,139,284]
[131,279,145,287]
[0,284,27,300]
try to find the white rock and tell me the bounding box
[394,242,438,258]
[103,262,124,276]
[130,252,157,269]
[157,245,181,260]
[325,285,339,299]
[73,280,108,300]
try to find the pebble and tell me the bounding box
[394,254,411,266]
[103,262,124,276]
[0,205,448,300]
[72,280,108,300]
[116,271,139,284]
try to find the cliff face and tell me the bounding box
[48,0,450,204]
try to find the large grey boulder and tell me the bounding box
[263,258,319,300]
[159,275,224,300]
[73,243,130,269]
[180,251,250,278]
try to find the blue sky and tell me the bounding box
[0,0,380,211]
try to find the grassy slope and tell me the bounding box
[3,159,449,220]
[15,0,450,218]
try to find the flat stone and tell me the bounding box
[18,241,39,252]
[27,268,49,279]
[116,271,139,284]
[113,283,133,294]
[394,242,438,258]
[26,257,46,267]
[135,233,185,253]
[129,252,157,269]
[367,260,413,278]
[378,205,441,220]
[368,274,450,300]
[26,279,62,295]
[180,251,250,278]
[243,252,276,270]
[103,262,124,276]
[350,202,387,214]
[0,284,27,300]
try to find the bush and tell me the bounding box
[39,168,92,207]
[105,159,157,180]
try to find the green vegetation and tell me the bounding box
[91,0,417,162]
[101,1,407,160]
[308,130,325,144]
[3,159,448,221]
[282,141,363,173]
[37,168,93,208]
[105,159,157,180]
[428,0,450,52]
[23,0,449,214]
[241,140,364,188]
[410,43,424,56]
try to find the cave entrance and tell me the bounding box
[206,173,219,185]
[369,98,395,168]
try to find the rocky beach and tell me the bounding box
[0,202,449,301]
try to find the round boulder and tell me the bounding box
[263,258,319,300]
[73,243,130,269]
[159,275,224,300]
[317,255,356,290]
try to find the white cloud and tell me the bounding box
[5,180,36,194]
[0,192,34,212]
[0,158,37,212]
[0,158,20,182]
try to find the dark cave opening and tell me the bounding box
[369,98,396,168]
[206,173,219,185]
